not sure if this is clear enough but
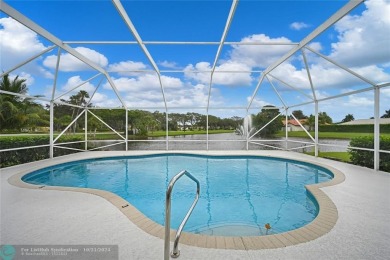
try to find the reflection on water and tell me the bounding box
[90,133,350,152]
[24,154,332,236]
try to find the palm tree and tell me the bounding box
[381,109,390,118]
[0,74,28,103]
[0,74,49,131]
[0,74,28,130]
[341,114,355,123]
[69,90,90,133]
[0,94,19,130]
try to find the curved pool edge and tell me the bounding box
[7,151,345,250]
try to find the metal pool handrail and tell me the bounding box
[164,170,200,260]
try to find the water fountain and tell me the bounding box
[236,115,256,138]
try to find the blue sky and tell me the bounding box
[1,0,390,122]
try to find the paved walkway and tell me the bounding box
[1,151,389,259]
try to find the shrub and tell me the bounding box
[348,136,390,172]
[0,135,83,167]
[319,124,390,133]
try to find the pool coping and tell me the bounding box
[7,151,345,250]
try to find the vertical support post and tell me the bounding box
[246,113,249,151]
[166,110,169,150]
[206,114,209,150]
[49,102,54,158]
[85,109,88,151]
[374,86,380,170]
[285,108,288,151]
[49,48,60,159]
[125,109,128,151]
[315,101,319,157]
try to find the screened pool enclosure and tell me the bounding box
[1,0,389,171]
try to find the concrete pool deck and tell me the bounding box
[1,150,390,259]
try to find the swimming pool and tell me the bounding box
[22,154,333,237]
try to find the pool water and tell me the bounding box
[22,154,333,236]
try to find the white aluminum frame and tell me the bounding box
[1,0,389,171]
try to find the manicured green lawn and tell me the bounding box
[305,151,351,162]
[276,131,390,139]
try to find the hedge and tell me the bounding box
[348,136,390,172]
[319,124,390,133]
[0,135,83,168]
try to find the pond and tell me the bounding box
[91,133,350,152]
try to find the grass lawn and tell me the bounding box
[305,151,351,163]
[276,131,390,139]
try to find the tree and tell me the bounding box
[126,110,157,135]
[186,112,203,130]
[178,113,190,132]
[208,115,220,130]
[252,105,283,137]
[0,74,28,130]
[318,112,332,124]
[0,74,28,103]
[291,110,307,119]
[381,109,390,118]
[306,112,333,131]
[0,74,48,131]
[153,111,166,130]
[18,98,49,131]
[196,114,207,130]
[307,114,315,131]
[341,114,354,123]
[87,116,103,137]
[69,90,90,132]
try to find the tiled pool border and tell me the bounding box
[8,151,345,250]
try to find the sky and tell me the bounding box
[1,0,390,122]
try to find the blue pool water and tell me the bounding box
[22,154,333,236]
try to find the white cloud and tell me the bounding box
[329,0,390,67]
[105,74,183,93]
[345,95,374,107]
[184,61,252,86]
[271,61,390,91]
[60,75,96,94]
[290,22,310,31]
[247,97,269,108]
[230,34,294,69]
[89,92,110,107]
[166,84,207,107]
[270,63,311,89]
[382,87,390,98]
[314,90,330,100]
[0,17,53,80]
[158,60,181,69]
[263,0,390,94]
[9,72,35,87]
[43,47,108,71]
[307,42,322,52]
[108,60,148,76]
[98,73,224,108]
[0,17,46,70]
